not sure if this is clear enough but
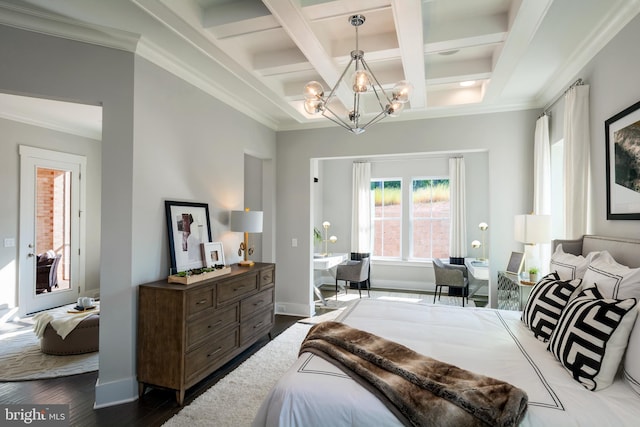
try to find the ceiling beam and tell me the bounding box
[262,0,353,110]
[390,0,425,108]
[483,0,555,101]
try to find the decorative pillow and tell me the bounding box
[549,244,595,280]
[521,272,582,342]
[623,312,640,396]
[547,284,638,391]
[581,251,640,300]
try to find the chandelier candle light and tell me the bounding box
[303,14,413,135]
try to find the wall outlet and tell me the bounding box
[276,304,286,313]
[4,238,15,247]
[291,238,298,247]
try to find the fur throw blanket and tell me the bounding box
[299,321,528,427]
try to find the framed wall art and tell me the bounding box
[165,200,212,274]
[202,242,225,268]
[506,251,525,275]
[605,99,640,220]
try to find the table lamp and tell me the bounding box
[230,208,263,266]
[514,214,551,273]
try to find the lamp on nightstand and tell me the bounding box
[230,208,263,267]
[514,214,551,274]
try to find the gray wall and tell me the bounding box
[0,117,102,307]
[276,110,538,316]
[315,153,489,292]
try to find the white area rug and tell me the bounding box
[0,327,98,381]
[163,323,312,427]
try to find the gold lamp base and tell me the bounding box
[238,260,255,267]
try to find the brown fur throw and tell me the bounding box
[300,321,528,427]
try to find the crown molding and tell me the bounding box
[0,2,139,52]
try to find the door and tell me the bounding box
[19,146,86,315]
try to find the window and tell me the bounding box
[411,178,450,259]
[371,179,401,258]
[371,177,450,260]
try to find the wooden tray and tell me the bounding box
[167,266,232,285]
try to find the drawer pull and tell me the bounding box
[254,321,264,329]
[196,299,208,305]
[263,274,271,281]
[207,347,223,358]
[233,285,247,292]
[253,300,264,306]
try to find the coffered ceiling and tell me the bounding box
[1,0,639,133]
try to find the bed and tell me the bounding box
[253,235,640,426]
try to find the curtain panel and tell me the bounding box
[449,157,467,260]
[351,162,371,253]
[563,85,590,239]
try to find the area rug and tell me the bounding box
[163,323,312,427]
[0,327,98,381]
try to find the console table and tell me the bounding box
[137,262,275,404]
[497,270,533,310]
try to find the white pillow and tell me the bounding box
[547,283,638,391]
[549,244,594,280]
[624,309,640,396]
[581,251,640,300]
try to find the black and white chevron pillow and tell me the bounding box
[521,272,582,342]
[548,284,638,391]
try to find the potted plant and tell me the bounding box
[528,267,539,282]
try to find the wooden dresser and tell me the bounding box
[137,262,275,404]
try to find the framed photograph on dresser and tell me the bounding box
[506,251,524,275]
[202,242,225,268]
[165,200,212,274]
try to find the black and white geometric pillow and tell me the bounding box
[547,284,638,391]
[521,272,582,342]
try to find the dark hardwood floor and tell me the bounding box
[0,314,302,427]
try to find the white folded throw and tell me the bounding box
[33,305,100,339]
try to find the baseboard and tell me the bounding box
[274,301,311,317]
[93,376,138,409]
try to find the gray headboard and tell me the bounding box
[552,235,640,268]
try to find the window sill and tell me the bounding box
[371,259,433,268]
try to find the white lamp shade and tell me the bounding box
[230,210,263,233]
[514,214,551,244]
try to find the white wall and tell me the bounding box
[276,110,538,316]
[0,117,102,308]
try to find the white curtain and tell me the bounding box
[563,84,590,239]
[533,114,551,272]
[351,162,371,253]
[449,157,467,258]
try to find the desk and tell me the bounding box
[313,253,348,305]
[465,258,489,297]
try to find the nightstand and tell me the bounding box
[497,271,534,310]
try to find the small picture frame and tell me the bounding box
[202,242,225,268]
[506,251,525,275]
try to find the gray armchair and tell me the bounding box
[432,258,469,306]
[336,256,370,299]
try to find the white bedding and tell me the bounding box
[253,299,640,426]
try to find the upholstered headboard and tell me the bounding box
[552,235,640,268]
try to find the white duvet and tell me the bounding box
[253,299,640,426]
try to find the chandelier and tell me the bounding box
[303,14,413,135]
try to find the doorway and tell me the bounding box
[19,146,86,315]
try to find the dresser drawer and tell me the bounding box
[185,327,239,382]
[260,267,275,289]
[186,304,239,350]
[241,288,274,320]
[240,307,273,344]
[217,275,258,305]
[187,285,215,316]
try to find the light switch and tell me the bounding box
[4,238,15,247]
[291,238,298,247]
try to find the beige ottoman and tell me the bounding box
[40,314,99,355]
